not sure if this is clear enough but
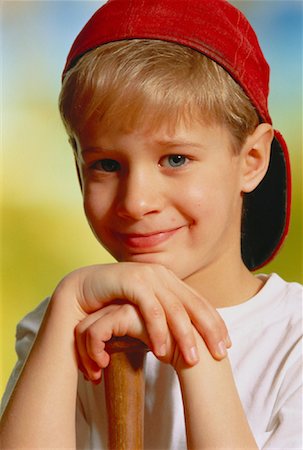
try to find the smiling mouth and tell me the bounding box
[114,226,185,250]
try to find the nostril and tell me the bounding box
[116,200,160,220]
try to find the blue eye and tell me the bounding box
[93,159,121,172]
[162,155,188,168]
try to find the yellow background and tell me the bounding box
[1,1,302,398]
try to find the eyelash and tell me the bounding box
[160,154,189,168]
[90,154,190,173]
[91,159,121,172]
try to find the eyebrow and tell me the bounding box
[80,138,205,156]
[80,146,108,155]
[155,138,204,150]
[155,137,201,147]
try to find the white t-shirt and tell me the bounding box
[1,273,302,449]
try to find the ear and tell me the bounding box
[240,123,274,193]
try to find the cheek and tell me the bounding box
[82,183,113,227]
[181,172,240,224]
[178,175,217,213]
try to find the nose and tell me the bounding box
[116,167,163,220]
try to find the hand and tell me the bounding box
[74,302,187,382]
[75,303,156,381]
[54,262,230,366]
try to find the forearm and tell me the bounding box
[177,334,258,450]
[0,292,83,449]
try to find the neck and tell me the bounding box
[184,258,264,309]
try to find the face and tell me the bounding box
[74,118,245,280]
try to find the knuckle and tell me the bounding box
[210,314,228,336]
[87,340,105,360]
[88,348,100,361]
[194,304,226,334]
[137,263,166,280]
[129,270,145,287]
[203,322,224,343]
[169,301,184,316]
[74,323,84,338]
[86,327,100,344]
[150,329,167,345]
[149,304,164,319]
[205,317,219,333]
[177,327,194,344]
[121,303,134,316]
[114,320,128,337]
[134,264,154,279]
[154,263,168,275]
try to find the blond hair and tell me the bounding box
[59,39,259,151]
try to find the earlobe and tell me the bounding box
[241,123,274,193]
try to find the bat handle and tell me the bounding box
[104,336,149,450]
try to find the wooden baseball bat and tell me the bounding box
[104,337,149,450]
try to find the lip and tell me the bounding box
[114,226,185,250]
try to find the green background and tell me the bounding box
[1,1,302,398]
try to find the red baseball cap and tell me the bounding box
[63,0,291,270]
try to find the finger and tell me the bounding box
[87,264,170,358]
[155,288,199,366]
[77,338,103,381]
[75,314,108,381]
[179,285,230,360]
[189,302,229,359]
[159,272,231,361]
[124,281,169,358]
[85,304,149,363]
[126,266,198,364]
[76,304,150,381]
[85,331,110,369]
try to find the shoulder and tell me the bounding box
[260,275,303,448]
[251,273,302,346]
[262,273,302,323]
[220,273,302,383]
[259,272,302,300]
[16,297,51,337]
[220,273,302,332]
[246,272,302,326]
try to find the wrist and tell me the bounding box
[51,273,88,326]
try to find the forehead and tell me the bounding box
[62,41,228,139]
[71,81,224,144]
[75,113,234,155]
[71,88,206,138]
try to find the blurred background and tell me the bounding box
[1,1,302,398]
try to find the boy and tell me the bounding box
[1,0,302,448]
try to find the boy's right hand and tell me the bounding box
[74,302,182,382]
[53,262,230,366]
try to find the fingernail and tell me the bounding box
[157,343,167,357]
[217,340,227,358]
[189,346,199,364]
[225,334,232,348]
